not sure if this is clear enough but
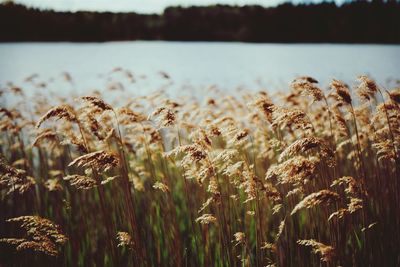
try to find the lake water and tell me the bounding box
[0,41,399,97]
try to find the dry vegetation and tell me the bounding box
[1,73,399,266]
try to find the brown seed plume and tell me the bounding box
[153,181,170,193]
[0,216,67,256]
[291,76,324,102]
[291,189,340,215]
[116,231,134,250]
[233,232,246,246]
[195,214,217,225]
[279,137,335,167]
[297,239,335,262]
[388,88,400,104]
[118,107,147,124]
[272,107,313,131]
[253,96,275,123]
[36,105,77,128]
[0,157,35,195]
[330,79,352,105]
[149,107,176,127]
[68,150,120,172]
[33,129,58,146]
[81,96,113,112]
[63,175,98,189]
[356,75,378,102]
[266,156,318,185]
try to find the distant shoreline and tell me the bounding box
[1,40,400,46]
[1,2,400,43]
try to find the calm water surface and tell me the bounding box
[0,41,399,97]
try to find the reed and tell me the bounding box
[1,74,399,266]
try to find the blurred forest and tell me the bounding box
[0,0,399,43]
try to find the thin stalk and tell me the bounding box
[111,110,144,265]
[176,125,201,265]
[75,117,117,265]
[205,155,232,267]
[349,105,367,181]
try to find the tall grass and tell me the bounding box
[0,74,399,266]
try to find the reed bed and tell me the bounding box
[0,73,399,266]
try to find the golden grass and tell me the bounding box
[0,74,399,266]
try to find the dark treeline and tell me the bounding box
[0,1,399,43]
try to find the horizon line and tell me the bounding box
[6,0,345,15]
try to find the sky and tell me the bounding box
[12,0,343,14]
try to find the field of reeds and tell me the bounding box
[1,74,399,266]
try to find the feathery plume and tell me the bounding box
[297,239,335,262]
[291,190,339,215]
[291,77,324,102]
[279,137,335,167]
[68,150,119,172]
[198,197,215,213]
[100,175,119,185]
[356,75,378,102]
[0,216,67,256]
[266,156,318,185]
[272,107,313,131]
[253,96,275,123]
[63,175,97,189]
[276,218,286,240]
[331,176,360,195]
[81,96,113,112]
[330,79,352,105]
[153,181,170,193]
[149,107,176,127]
[232,232,246,246]
[36,105,77,128]
[195,214,217,225]
[388,88,400,104]
[0,157,35,195]
[328,208,347,221]
[261,242,277,253]
[116,232,134,250]
[118,107,147,124]
[33,129,58,146]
